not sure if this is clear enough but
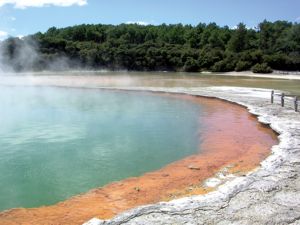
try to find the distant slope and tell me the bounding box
[0,21,299,72]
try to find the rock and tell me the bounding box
[188,165,201,170]
[134,187,141,192]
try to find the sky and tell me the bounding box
[0,0,300,40]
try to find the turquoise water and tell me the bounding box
[0,86,203,211]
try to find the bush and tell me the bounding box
[211,59,236,72]
[235,60,252,71]
[251,63,273,73]
[264,54,300,71]
[183,57,199,72]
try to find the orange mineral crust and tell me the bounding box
[0,93,278,225]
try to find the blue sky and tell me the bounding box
[0,0,299,40]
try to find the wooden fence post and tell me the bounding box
[295,96,298,112]
[281,93,285,107]
[271,90,274,104]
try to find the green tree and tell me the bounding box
[227,23,248,52]
[1,20,299,72]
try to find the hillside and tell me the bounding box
[0,21,299,73]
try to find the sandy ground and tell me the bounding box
[1,70,300,81]
[0,92,278,225]
[211,71,300,80]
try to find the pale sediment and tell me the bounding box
[213,71,300,80]
[85,86,300,225]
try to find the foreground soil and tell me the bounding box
[0,93,278,225]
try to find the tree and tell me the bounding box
[0,21,299,72]
[227,23,248,52]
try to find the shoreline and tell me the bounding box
[1,70,300,81]
[210,71,300,80]
[0,89,278,225]
[85,86,300,225]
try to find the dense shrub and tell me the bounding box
[251,63,273,73]
[211,59,236,72]
[235,60,252,71]
[183,57,199,72]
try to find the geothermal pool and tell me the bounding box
[0,81,279,224]
[0,86,203,211]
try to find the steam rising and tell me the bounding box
[0,36,74,74]
[0,37,37,72]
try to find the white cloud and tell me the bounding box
[17,34,24,39]
[0,0,87,9]
[296,16,300,22]
[0,30,8,40]
[231,25,257,30]
[126,21,150,26]
[10,16,16,21]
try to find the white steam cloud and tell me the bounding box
[125,21,150,26]
[0,36,75,73]
[0,37,38,72]
[0,0,87,9]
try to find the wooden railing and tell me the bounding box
[271,90,298,112]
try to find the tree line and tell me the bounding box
[0,20,300,73]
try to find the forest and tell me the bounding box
[0,20,299,73]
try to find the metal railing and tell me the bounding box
[271,90,298,112]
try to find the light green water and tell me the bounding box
[0,86,203,211]
[23,71,300,96]
[0,71,298,211]
[1,71,300,95]
[120,72,300,96]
